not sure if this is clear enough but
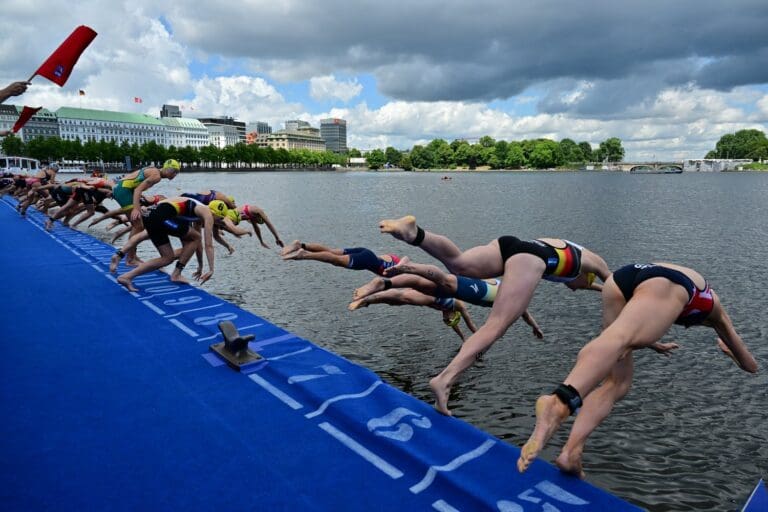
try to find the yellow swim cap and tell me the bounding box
[227,195,236,206]
[226,209,240,224]
[445,310,461,327]
[162,159,181,171]
[209,200,228,217]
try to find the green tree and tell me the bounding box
[399,154,413,171]
[426,139,453,168]
[710,129,768,159]
[598,137,624,162]
[479,135,496,148]
[384,146,402,166]
[410,145,434,169]
[527,139,563,168]
[559,138,584,164]
[366,149,387,169]
[348,148,362,158]
[505,142,525,168]
[1,133,24,156]
[578,141,593,162]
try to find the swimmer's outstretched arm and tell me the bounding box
[456,301,478,333]
[708,294,757,373]
[522,310,544,339]
[212,225,235,254]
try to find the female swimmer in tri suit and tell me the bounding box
[516,262,758,478]
[281,240,401,276]
[378,215,610,415]
[350,258,544,340]
[224,204,284,249]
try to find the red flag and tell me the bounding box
[33,25,97,87]
[12,106,42,133]
[134,97,143,104]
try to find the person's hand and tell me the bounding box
[260,241,270,249]
[227,245,235,255]
[2,81,30,98]
[650,341,680,357]
[198,270,213,284]
[275,238,284,248]
[192,267,203,280]
[130,208,141,221]
[532,326,544,339]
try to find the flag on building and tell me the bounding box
[33,25,97,87]
[79,89,85,96]
[134,97,143,104]
[12,106,42,133]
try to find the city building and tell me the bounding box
[246,121,272,135]
[255,128,326,152]
[160,104,182,118]
[0,105,59,142]
[56,107,166,145]
[320,118,347,153]
[284,120,311,131]
[197,116,246,146]
[160,117,209,149]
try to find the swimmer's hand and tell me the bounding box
[260,241,270,249]
[192,267,203,280]
[275,238,284,248]
[532,326,544,339]
[649,341,680,357]
[198,270,213,284]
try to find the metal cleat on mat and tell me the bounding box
[209,321,262,371]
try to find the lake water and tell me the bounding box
[101,170,767,511]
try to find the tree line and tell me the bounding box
[4,128,764,171]
[0,134,348,169]
[360,136,625,170]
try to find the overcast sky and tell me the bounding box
[2,0,767,160]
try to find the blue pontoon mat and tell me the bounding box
[0,198,641,511]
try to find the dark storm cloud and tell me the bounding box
[166,0,767,109]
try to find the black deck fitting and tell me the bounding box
[209,320,261,371]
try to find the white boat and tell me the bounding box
[0,155,41,175]
[58,166,86,174]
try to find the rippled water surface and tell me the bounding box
[103,170,767,511]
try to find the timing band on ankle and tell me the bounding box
[382,278,392,290]
[553,383,582,414]
[175,262,186,270]
[300,243,307,250]
[115,249,125,258]
[410,226,425,246]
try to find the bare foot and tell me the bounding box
[170,273,191,285]
[117,276,138,292]
[379,215,418,243]
[429,375,453,416]
[109,253,122,273]
[125,257,143,267]
[555,449,586,479]
[517,395,570,473]
[281,248,306,260]
[281,240,301,256]
[353,277,388,300]
[348,299,369,311]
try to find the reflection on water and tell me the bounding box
[92,171,768,511]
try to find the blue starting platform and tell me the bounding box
[0,197,642,511]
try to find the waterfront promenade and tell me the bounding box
[0,197,641,511]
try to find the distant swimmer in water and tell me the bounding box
[378,214,609,415]
[351,259,543,340]
[516,262,758,478]
[281,240,401,275]
[111,197,228,292]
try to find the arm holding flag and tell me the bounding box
[0,81,30,104]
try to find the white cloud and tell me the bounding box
[309,75,362,103]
